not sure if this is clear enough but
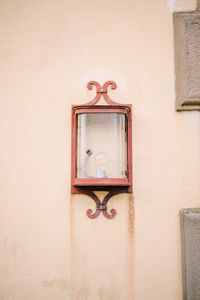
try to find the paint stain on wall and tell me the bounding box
[98,286,119,300]
[127,194,134,300]
[128,194,134,239]
[0,239,24,275]
[73,284,91,299]
[42,278,69,290]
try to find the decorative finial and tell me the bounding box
[86,80,118,106]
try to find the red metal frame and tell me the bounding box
[71,81,132,218]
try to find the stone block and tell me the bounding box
[174,10,200,110]
[180,209,200,300]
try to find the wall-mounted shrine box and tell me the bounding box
[71,81,132,219]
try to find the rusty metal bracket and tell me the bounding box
[84,190,126,219]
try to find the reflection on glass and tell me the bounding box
[77,113,127,179]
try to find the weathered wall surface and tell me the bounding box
[0,0,199,299]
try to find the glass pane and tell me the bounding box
[77,113,127,178]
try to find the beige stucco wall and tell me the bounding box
[0,0,200,299]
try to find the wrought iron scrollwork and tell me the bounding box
[86,190,126,219]
[85,80,119,106]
